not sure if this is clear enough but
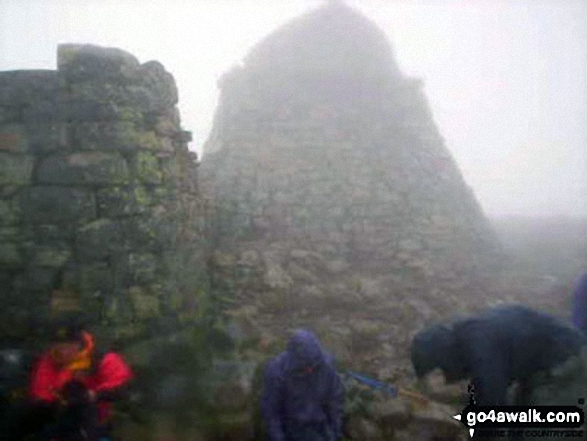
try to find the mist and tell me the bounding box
[1,0,585,217]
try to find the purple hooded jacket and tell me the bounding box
[572,272,587,333]
[261,330,344,441]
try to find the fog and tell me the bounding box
[1,0,585,218]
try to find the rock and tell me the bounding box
[58,99,144,123]
[0,227,19,242]
[409,402,465,440]
[346,415,385,441]
[32,248,71,268]
[0,124,29,153]
[140,60,179,109]
[13,266,58,291]
[72,121,165,152]
[0,106,19,125]
[96,185,158,218]
[372,398,411,431]
[76,218,124,260]
[28,224,74,248]
[79,262,113,297]
[133,151,163,184]
[128,252,159,284]
[0,242,21,266]
[208,360,256,413]
[49,288,81,315]
[264,265,293,291]
[0,70,59,107]
[37,152,130,185]
[0,152,34,185]
[0,44,203,346]
[26,123,68,153]
[57,44,141,83]
[0,198,20,225]
[211,412,255,441]
[128,285,161,319]
[21,186,96,224]
[21,100,60,123]
[223,305,262,342]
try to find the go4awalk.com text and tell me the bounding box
[453,405,585,438]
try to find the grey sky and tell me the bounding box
[1,0,585,218]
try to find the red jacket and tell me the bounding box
[30,349,133,422]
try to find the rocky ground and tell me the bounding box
[110,217,585,440]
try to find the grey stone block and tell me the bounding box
[58,44,141,83]
[0,152,34,185]
[22,186,96,224]
[37,151,129,185]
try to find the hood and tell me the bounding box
[286,329,325,372]
[411,323,463,380]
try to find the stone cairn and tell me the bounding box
[201,2,505,379]
[0,44,206,343]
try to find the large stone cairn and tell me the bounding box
[201,3,504,375]
[0,44,204,342]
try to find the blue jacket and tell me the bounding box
[261,330,344,441]
[411,305,587,406]
[572,272,587,333]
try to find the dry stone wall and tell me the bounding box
[201,3,505,377]
[0,45,205,342]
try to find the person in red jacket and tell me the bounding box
[29,318,133,440]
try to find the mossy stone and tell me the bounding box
[0,242,21,266]
[135,151,163,184]
[0,152,34,185]
[0,124,29,153]
[32,248,71,268]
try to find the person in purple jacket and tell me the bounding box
[571,272,587,333]
[261,329,344,441]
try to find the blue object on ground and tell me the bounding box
[345,371,398,398]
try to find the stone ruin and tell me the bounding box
[201,2,504,379]
[0,44,206,344]
[0,6,513,440]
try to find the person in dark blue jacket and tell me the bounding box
[261,329,344,441]
[571,272,587,333]
[411,304,587,406]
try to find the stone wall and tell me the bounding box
[201,3,506,378]
[0,45,205,342]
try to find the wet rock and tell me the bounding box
[346,415,385,441]
[37,151,129,185]
[31,248,71,268]
[128,252,159,284]
[22,186,96,224]
[0,70,59,107]
[139,60,179,110]
[133,150,163,184]
[0,198,20,226]
[409,402,465,440]
[57,44,141,83]
[0,124,29,153]
[72,121,166,152]
[0,152,34,184]
[128,285,161,319]
[13,266,58,292]
[0,242,21,266]
[372,398,411,430]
